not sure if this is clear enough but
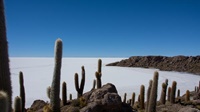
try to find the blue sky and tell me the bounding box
[4,0,200,57]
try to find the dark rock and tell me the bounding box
[81,83,133,112]
[106,55,200,75]
[28,100,47,111]
[178,107,200,112]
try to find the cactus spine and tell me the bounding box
[145,80,153,112]
[14,96,22,112]
[123,93,127,103]
[170,81,177,104]
[160,83,167,104]
[74,66,85,98]
[50,39,62,112]
[0,0,12,111]
[96,59,102,88]
[185,90,190,101]
[147,71,159,112]
[131,92,135,107]
[19,71,25,112]
[62,82,67,106]
[0,91,8,112]
[140,85,145,109]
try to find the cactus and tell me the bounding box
[123,93,127,103]
[160,83,167,104]
[195,86,197,92]
[167,87,171,101]
[147,71,159,112]
[170,81,177,104]
[96,59,102,88]
[138,94,140,103]
[145,80,153,112]
[0,91,8,112]
[62,82,67,106]
[131,92,135,107]
[69,94,72,100]
[74,66,85,98]
[50,39,62,112]
[185,90,190,101]
[95,72,102,89]
[47,86,51,99]
[14,96,22,112]
[199,81,200,92]
[0,0,12,111]
[98,59,102,73]
[177,89,180,98]
[91,79,96,91]
[19,71,25,112]
[140,85,145,109]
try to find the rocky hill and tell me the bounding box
[106,55,200,75]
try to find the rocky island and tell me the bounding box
[106,55,200,75]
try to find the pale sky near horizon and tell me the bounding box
[4,0,200,57]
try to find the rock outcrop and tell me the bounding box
[106,55,200,75]
[80,83,133,112]
[27,83,133,112]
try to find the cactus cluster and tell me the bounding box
[74,66,85,98]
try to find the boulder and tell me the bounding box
[80,83,133,112]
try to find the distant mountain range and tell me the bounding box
[106,55,200,75]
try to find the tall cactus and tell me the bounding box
[140,85,145,109]
[170,81,177,104]
[50,39,63,112]
[0,91,8,112]
[160,83,167,104]
[62,81,67,106]
[148,71,159,112]
[167,87,171,101]
[14,96,22,112]
[145,80,153,112]
[96,59,102,88]
[0,0,12,111]
[19,71,25,112]
[74,66,85,98]
[131,92,135,107]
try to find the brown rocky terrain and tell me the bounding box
[106,55,200,75]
